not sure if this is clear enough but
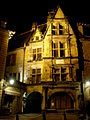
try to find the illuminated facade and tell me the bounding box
[5,6,90,113]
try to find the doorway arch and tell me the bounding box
[25,91,43,113]
[48,92,74,110]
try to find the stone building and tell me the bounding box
[5,6,90,114]
[0,20,16,114]
[77,23,90,101]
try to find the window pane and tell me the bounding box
[52,30,56,35]
[18,73,20,81]
[33,49,36,53]
[37,48,41,52]
[6,55,10,66]
[52,24,56,29]
[32,75,36,84]
[33,54,36,60]
[55,75,60,82]
[10,54,16,66]
[32,69,36,74]
[61,74,66,81]
[60,42,64,48]
[37,53,42,60]
[53,50,58,57]
[59,24,63,29]
[61,67,66,73]
[36,75,41,83]
[59,30,63,35]
[36,36,39,40]
[60,50,65,57]
[37,69,41,73]
[13,73,16,80]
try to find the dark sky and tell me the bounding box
[0,0,90,34]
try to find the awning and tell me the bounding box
[5,86,20,96]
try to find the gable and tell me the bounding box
[31,28,42,42]
[54,7,65,19]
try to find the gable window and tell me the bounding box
[52,67,68,82]
[59,24,63,35]
[52,24,57,35]
[33,48,42,61]
[52,23,64,35]
[52,41,65,57]
[6,54,16,66]
[32,68,41,84]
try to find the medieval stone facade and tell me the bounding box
[4,6,90,114]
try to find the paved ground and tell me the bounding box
[0,113,89,120]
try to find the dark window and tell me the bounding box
[18,73,20,81]
[60,42,65,57]
[52,67,68,82]
[6,54,16,66]
[52,42,65,57]
[32,68,41,84]
[13,73,16,80]
[52,24,57,35]
[33,48,42,61]
[36,36,39,40]
[83,25,90,36]
[59,24,63,35]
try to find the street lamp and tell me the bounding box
[85,81,90,87]
[9,79,15,85]
[80,80,90,119]
[0,78,15,114]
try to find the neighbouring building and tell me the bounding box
[0,20,16,114]
[77,23,90,101]
[4,6,90,114]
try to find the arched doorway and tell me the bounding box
[48,92,74,110]
[25,92,43,113]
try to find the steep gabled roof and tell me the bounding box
[47,5,65,20]
[8,23,47,51]
[8,5,81,52]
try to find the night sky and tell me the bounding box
[0,0,90,34]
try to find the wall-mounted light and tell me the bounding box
[9,79,15,85]
[85,81,90,87]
